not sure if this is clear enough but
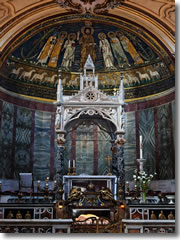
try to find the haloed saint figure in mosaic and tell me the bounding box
[77,22,96,71]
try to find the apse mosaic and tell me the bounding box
[0,19,175,100]
[11,21,158,70]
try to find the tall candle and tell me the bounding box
[140,135,143,159]
[68,160,71,168]
[73,160,75,168]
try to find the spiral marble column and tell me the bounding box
[55,130,66,186]
[111,136,126,199]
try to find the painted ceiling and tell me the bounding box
[0,0,175,102]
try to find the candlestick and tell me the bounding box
[72,167,76,175]
[140,135,143,159]
[37,180,40,191]
[126,181,129,193]
[137,158,146,173]
[45,177,49,184]
[54,180,57,190]
[67,167,71,175]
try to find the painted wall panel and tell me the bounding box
[157,104,173,179]
[139,107,156,175]
[0,102,14,178]
[171,100,175,143]
[0,97,175,182]
[33,111,51,180]
[124,111,136,181]
[14,107,32,178]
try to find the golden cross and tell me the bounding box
[105,156,112,166]
[105,156,112,175]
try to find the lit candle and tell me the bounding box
[73,160,75,168]
[140,135,143,159]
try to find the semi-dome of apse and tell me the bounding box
[0,0,175,102]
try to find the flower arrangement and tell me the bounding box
[133,169,157,202]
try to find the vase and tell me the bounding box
[140,191,146,203]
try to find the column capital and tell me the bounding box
[56,134,66,147]
[114,137,126,147]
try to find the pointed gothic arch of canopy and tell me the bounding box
[64,105,118,138]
